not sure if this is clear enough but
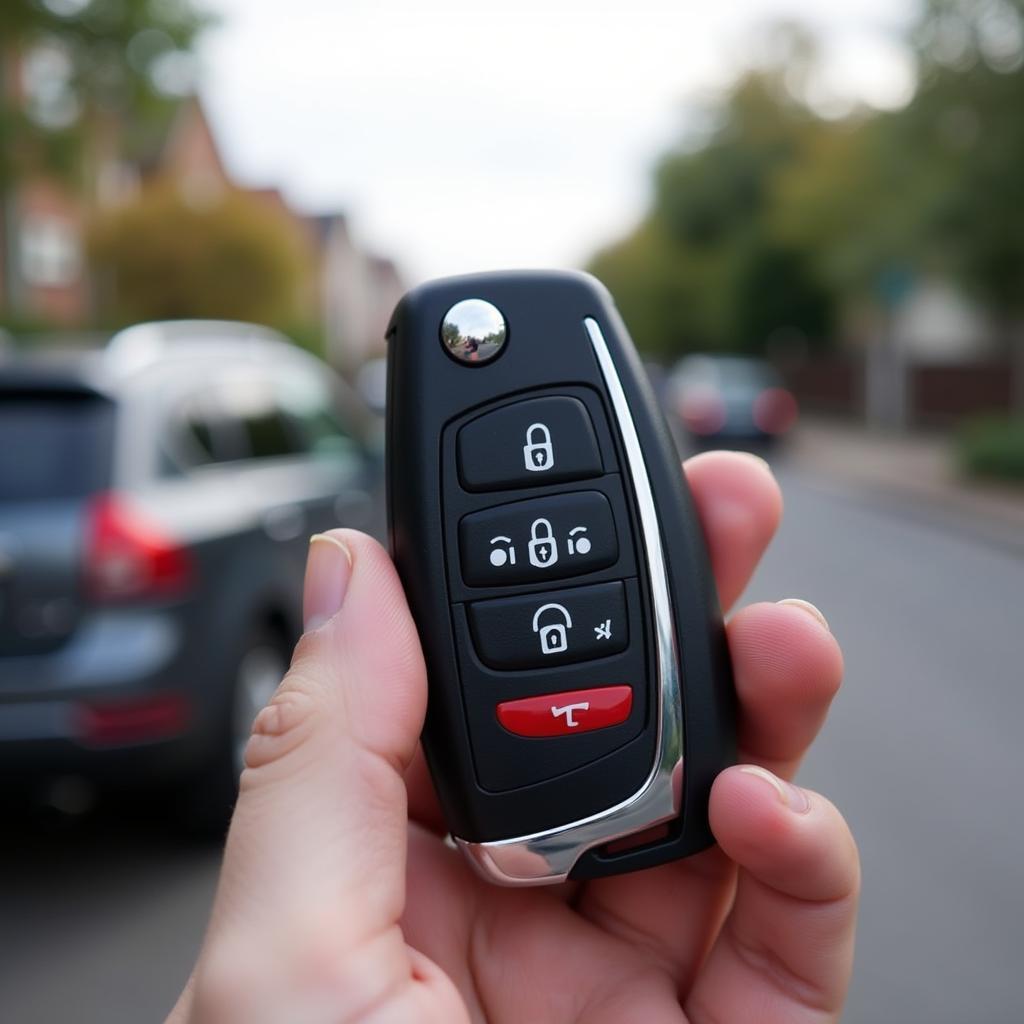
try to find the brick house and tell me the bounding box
[0,58,245,329]
[1,55,400,366]
[0,44,97,327]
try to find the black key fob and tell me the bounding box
[386,270,735,885]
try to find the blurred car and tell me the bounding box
[0,321,379,824]
[667,354,798,445]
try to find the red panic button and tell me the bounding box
[496,686,633,738]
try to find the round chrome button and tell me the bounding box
[440,299,507,365]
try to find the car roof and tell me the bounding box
[0,320,320,398]
[105,320,293,370]
[0,349,112,399]
[672,354,779,379]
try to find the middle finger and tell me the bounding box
[574,596,843,994]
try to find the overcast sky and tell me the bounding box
[198,0,916,284]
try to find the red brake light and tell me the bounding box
[75,693,191,746]
[86,493,194,601]
[753,387,798,435]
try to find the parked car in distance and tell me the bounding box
[0,321,380,825]
[667,354,798,446]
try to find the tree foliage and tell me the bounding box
[589,2,1024,360]
[88,185,311,329]
[907,0,1024,316]
[0,0,209,189]
[590,63,835,359]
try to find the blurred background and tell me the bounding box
[1,1,1022,1021]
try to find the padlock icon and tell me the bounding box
[523,422,555,472]
[532,603,572,656]
[527,517,559,568]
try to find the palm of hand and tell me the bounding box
[172,454,857,1024]
[393,455,855,1023]
[404,825,737,1023]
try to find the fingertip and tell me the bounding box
[710,764,800,855]
[316,529,419,660]
[291,526,427,775]
[711,765,859,904]
[303,531,354,633]
[726,601,844,777]
[690,768,859,1021]
[682,450,783,611]
[776,597,830,632]
[729,600,844,706]
[317,529,428,763]
[684,449,782,529]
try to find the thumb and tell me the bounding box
[191,530,433,1018]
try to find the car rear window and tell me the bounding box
[0,393,114,502]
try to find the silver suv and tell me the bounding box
[0,321,379,825]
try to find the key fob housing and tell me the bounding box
[387,271,735,884]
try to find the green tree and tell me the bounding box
[774,0,1024,319]
[589,58,837,361]
[0,0,209,190]
[88,185,311,329]
[590,2,1024,415]
[909,0,1024,319]
[589,221,719,358]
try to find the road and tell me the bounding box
[2,462,1022,1023]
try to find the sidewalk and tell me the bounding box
[786,417,1024,553]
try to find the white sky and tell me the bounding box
[198,0,916,284]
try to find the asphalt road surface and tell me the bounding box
[2,461,1022,1023]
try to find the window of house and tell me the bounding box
[19,216,82,289]
[21,43,78,130]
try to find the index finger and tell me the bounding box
[683,450,782,613]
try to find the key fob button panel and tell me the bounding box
[446,389,648,796]
[467,580,629,670]
[457,395,604,492]
[387,271,736,879]
[459,490,618,587]
[452,576,650,793]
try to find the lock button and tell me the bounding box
[523,423,555,471]
[458,396,604,493]
[459,491,618,587]
[466,581,628,670]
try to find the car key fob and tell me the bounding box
[386,270,735,885]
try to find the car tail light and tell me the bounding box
[678,389,727,436]
[75,693,191,746]
[86,493,194,601]
[753,387,799,435]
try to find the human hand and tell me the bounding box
[169,451,858,1023]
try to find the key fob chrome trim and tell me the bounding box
[455,318,684,885]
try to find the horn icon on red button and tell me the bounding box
[496,685,633,738]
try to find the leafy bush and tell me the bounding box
[957,416,1024,483]
[89,184,312,330]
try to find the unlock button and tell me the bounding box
[467,581,628,670]
[459,491,618,586]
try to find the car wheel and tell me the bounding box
[178,625,289,833]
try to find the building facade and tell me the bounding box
[1,50,400,366]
